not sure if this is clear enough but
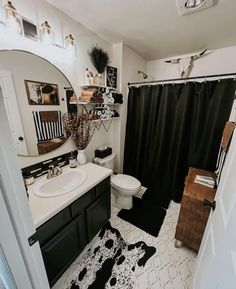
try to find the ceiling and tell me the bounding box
[47,0,236,60]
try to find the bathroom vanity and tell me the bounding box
[28,163,112,286]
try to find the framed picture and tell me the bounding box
[25,80,60,105]
[106,66,117,89]
[22,17,39,41]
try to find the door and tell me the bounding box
[0,183,33,289]
[192,130,236,289]
[0,70,28,155]
[0,89,50,289]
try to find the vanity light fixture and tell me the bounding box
[0,4,5,35]
[185,0,205,9]
[3,1,22,35]
[176,0,213,15]
[40,21,55,45]
[0,4,6,24]
[65,34,77,56]
[65,34,74,47]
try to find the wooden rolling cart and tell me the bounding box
[175,167,216,252]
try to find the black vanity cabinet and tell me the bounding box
[87,187,111,241]
[36,177,111,287]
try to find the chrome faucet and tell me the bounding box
[47,164,63,179]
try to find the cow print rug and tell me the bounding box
[67,222,156,289]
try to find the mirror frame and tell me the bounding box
[0,49,77,157]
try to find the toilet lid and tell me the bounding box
[111,174,141,191]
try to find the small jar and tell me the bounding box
[23,172,34,186]
[69,151,77,168]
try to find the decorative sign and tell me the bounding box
[106,66,117,89]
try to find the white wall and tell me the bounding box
[119,44,147,172]
[147,45,236,122]
[0,0,114,168]
[147,46,236,80]
[0,51,70,156]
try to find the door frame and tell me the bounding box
[0,88,49,289]
[192,129,236,289]
[0,183,33,289]
[0,69,28,155]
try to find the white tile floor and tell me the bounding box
[53,201,196,289]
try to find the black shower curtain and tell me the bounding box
[123,80,236,208]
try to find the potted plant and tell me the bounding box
[88,45,109,85]
[63,112,95,164]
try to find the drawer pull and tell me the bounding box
[203,199,216,211]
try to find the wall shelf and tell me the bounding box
[92,117,119,132]
[80,84,118,91]
[92,117,119,123]
[70,101,121,106]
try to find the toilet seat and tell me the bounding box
[111,174,141,192]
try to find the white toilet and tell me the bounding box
[94,153,141,210]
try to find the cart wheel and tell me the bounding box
[174,239,183,248]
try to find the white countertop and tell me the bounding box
[28,163,112,228]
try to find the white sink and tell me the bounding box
[33,169,87,198]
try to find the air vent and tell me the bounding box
[176,0,214,15]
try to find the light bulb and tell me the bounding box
[4,1,22,35]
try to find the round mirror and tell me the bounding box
[0,50,77,156]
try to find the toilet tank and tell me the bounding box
[94,153,116,170]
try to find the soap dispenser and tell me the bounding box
[69,151,77,168]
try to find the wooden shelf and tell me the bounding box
[70,101,120,106]
[79,102,120,105]
[80,84,118,91]
[92,117,119,122]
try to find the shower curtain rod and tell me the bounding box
[128,72,236,86]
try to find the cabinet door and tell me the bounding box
[37,207,71,247]
[41,214,86,286]
[95,177,110,198]
[86,190,111,242]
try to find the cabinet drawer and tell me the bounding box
[95,177,110,198]
[41,214,86,286]
[37,207,71,247]
[70,188,95,218]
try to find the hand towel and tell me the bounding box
[39,111,58,122]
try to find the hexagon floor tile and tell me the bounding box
[53,201,196,289]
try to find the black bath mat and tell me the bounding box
[118,197,167,237]
[67,222,156,289]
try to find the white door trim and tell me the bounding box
[0,88,49,289]
[0,69,28,155]
[0,181,32,289]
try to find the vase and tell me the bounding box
[77,149,86,165]
[98,73,105,86]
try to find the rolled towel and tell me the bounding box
[112,93,123,104]
[93,91,103,98]
[102,95,109,103]
[70,95,77,101]
[81,90,94,97]
[109,97,115,104]
[79,94,92,102]
[90,97,104,103]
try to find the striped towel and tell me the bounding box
[33,111,64,142]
